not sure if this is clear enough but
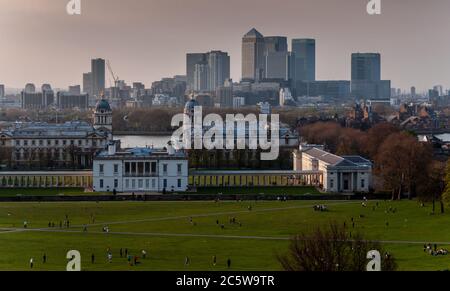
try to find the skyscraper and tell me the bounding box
[242,28,266,82]
[187,53,207,91]
[264,36,289,81]
[193,62,209,92]
[91,58,105,98]
[350,53,390,100]
[83,72,92,95]
[291,39,316,82]
[351,53,381,81]
[207,51,230,91]
[0,84,4,99]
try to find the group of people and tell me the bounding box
[313,205,328,212]
[424,244,449,256]
[184,256,232,269]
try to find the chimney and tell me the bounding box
[108,142,116,156]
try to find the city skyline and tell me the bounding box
[0,0,449,92]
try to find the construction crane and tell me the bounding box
[106,60,120,100]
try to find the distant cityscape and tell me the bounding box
[0,28,448,112]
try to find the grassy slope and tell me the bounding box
[0,200,449,271]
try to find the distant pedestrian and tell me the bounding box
[43,254,47,264]
[185,256,191,266]
[142,250,147,259]
[91,254,95,264]
[213,256,217,266]
[30,258,34,269]
[107,253,112,263]
[23,221,28,228]
[125,249,128,257]
[227,258,231,269]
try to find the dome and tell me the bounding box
[95,99,112,112]
[184,99,200,112]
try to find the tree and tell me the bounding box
[374,132,432,200]
[277,223,397,272]
[418,160,446,214]
[443,160,450,207]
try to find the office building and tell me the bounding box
[242,28,266,82]
[91,58,105,98]
[186,53,207,90]
[291,39,316,82]
[207,51,230,91]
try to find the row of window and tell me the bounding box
[13,139,104,147]
[98,178,183,190]
[98,162,184,176]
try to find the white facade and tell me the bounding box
[294,146,372,193]
[93,146,188,193]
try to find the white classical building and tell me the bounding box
[293,145,373,193]
[0,99,113,169]
[93,143,189,193]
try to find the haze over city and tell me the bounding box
[1,0,449,91]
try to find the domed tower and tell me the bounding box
[94,99,113,138]
[184,98,200,120]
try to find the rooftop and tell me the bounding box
[1,121,107,138]
[96,147,188,160]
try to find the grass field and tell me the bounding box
[0,199,449,271]
[0,188,94,197]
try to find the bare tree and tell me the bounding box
[277,223,397,272]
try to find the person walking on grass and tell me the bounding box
[185,256,191,267]
[213,256,217,267]
[42,254,47,264]
[30,258,34,269]
[91,254,95,264]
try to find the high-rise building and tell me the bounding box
[350,53,390,100]
[193,62,209,92]
[351,53,381,81]
[83,73,92,95]
[91,58,105,98]
[187,53,207,90]
[0,84,4,99]
[207,51,230,91]
[69,85,81,95]
[291,39,316,82]
[242,28,266,82]
[187,51,230,92]
[263,36,289,81]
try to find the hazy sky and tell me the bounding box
[0,0,449,92]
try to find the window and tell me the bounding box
[152,179,156,188]
[39,140,43,146]
[163,164,168,174]
[163,179,167,188]
[132,179,136,189]
[125,162,130,175]
[55,140,59,146]
[24,140,28,146]
[177,164,182,174]
[330,179,334,188]
[151,162,156,173]
[361,179,365,189]
[146,179,150,189]
[144,162,150,175]
[15,141,20,146]
[125,179,129,188]
[99,164,104,174]
[32,140,36,146]
[63,140,67,146]
[114,179,118,188]
[114,164,119,174]
[178,179,182,188]
[138,179,143,189]
[99,179,104,189]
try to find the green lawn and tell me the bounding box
[195,186,321,195]
[0,188,106,197]
[0,200,449,271]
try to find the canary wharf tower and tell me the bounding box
[242,28,266,82]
